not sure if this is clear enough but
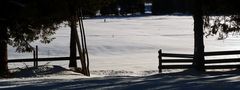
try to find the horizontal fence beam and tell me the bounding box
[162,53,193,58]
[162,65,240,69]
[162,65,193,69]
[162,59,193,63]
[205,50,240,56]
[205,58,240,64]
[162,58,240,64]
[8,56,81,63]
[205,65,240,69]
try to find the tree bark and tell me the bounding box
[69,18,77,68]
[0,22,9,76]
[192,0,205,72]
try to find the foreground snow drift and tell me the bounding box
[2,66,240,90]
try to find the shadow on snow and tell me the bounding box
[2,69,240,90]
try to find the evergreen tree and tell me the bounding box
[100,0,118,16]
[100,0,145,16]
[118,0,144,15]
[203,0,240,39]
[152,0,193,15]
[0,0,64,76]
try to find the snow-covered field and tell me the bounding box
[2,16,240,89]
[8,16,240,71]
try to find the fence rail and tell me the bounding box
[161,53,193,58]
[158,49,240,73]
[205,50,240,56]
[162,65,193,69]
[8,56,81,63]
[161,59,193,63]
[205,58,240,64]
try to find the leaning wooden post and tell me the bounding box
[158,49,162,73]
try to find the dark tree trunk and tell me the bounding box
[69,18,77,68]
[68,1,78,68]
[192,0,205,72]
[0,22,9,76]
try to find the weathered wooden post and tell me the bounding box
[33,48,36,67]
[34,45,38,67]
[158,49,162,73]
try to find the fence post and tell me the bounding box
[34,45,38,67]
[158,49,162,73]
[33,49,36,67]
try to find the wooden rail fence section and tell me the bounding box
[8,56,81,63]
[7,46,81,66]
[158,49,240,73]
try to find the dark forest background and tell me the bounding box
[92,0,240,16]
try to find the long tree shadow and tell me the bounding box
[2,70,240,90]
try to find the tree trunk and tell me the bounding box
[192,0,205,72]
[69,18,77,68]
[0,22,9,76]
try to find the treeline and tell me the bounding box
[18,0,238,17]
[152,0,240,15]
[100,0,145,16]
[152,0,192,15]
[100,0,240,16]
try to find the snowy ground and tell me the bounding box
[2,66,240,90]
[3,16,240,89]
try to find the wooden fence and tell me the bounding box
[8,45,90,76]
[7,45,76,67]
[8,56,81,66]
[7,45,81,67]
[158,49,240,73]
